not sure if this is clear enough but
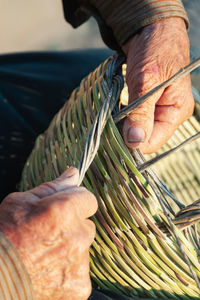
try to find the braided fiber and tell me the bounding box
[20,54,200,299]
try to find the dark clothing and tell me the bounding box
[61,0,188,49]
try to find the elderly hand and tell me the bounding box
[122,17,194,154]
[0,167,97,300]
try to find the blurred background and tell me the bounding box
[0,0,104,54]
[0,1,199,53]
[0,1,199,86]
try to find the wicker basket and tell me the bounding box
[20,54,200,299]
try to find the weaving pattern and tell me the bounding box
[20,54,200,299]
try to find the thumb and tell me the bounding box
[123,71,164,150]
[28,167,79,199]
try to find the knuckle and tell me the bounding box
[88,193,98,212]
[180,96,194,123]
[30,182,58,199]
[85,219,96,242]
[73,279,92,300]
[126,60,160,97]
[7,192,21,201]
[138,71,157,91]
[129,66,159,95]
[77,186,88,193]
[82,280,92,300]
[61,264,91,300]
[45,199,58,216]
[79,188,98,213]
[55,195,76,217]
[4,192,27,208]
[186,106,194,120]
[41,181,57,193]
[44,198,68,221]
[187,98,195,118]
[128,101,154,123]
[77,220,96,250]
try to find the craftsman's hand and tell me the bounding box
[0,168,97,300]
[122,17,194,154]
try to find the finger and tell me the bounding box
[123,63,164,149]
[49,187,98,221]
[27,167,79,199]
[64,219,96,254]
[157,75,193,107]
[123,89,164,149]
[63,251,92,300]
[140,110,180,154]
[83,219,96,245]
[33,186,98,222]
[140,86,194,154]
[71,251,92,300]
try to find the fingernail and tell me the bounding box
[127,127,145,144]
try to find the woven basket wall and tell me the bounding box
[20,55,200,299]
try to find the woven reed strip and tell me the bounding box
[144,116,200,207]
[138,132,200,172]
[20,55,200,299]
[114,57,200,123]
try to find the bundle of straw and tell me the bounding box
[20,54,200,299]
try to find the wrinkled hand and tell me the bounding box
[0,168,98,300]
[122,17,194,154]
